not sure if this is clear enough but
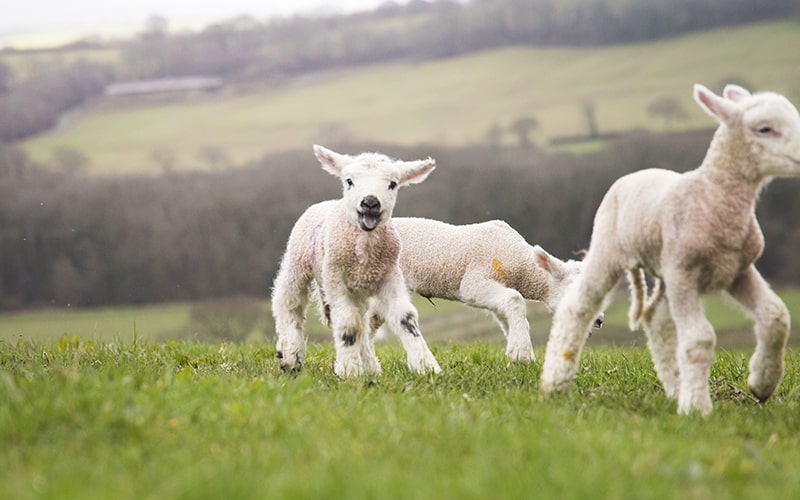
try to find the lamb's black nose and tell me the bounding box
[361,195,380,211]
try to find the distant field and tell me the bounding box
[19,20,800,175]
[3,288,800,349]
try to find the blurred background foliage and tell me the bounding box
[1,0,800,310]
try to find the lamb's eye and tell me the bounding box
[388,181,397,190]
[756,125,777,136]
[346,178,354,188]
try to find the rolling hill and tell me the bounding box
[19,19,800,175]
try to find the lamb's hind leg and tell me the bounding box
[642,296,680,400]
[377,272,441,374]
[271,266,311,371]
[728,265,790,402]
[461,278,533,364]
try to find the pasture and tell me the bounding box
[19,20,800,175]
[3,338,800,499]
[4,291,800,498]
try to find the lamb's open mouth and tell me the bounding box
[358,210,381,231]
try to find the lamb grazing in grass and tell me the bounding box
[369,217,603,364]
[271,145,440,377]
[540,83,800,415]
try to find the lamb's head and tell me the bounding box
[694,83,800,178]
[533,246,603,329]
[313,145,435,232]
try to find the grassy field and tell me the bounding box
[19,20,800,175]
[4,288,800,349]
[2,338,800,499]
[4,292,800,498]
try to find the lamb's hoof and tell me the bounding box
[747,367,782,403]
[540,374,572,396]
[748,383,773,403]
[410,360,441,374]
[677,393,712,416]
[277,351,303,372]
[506,347,535,365]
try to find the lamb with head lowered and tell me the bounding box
[541,83,800,415]
[271,145,440,377]
[369,217,603,363]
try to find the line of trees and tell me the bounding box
[2,0,798,143]
[122,0,800,80]
[3,130,800,310]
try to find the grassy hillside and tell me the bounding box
[20,20,800,175]
[3,339,800,499]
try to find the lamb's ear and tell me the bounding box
[694,84,739,125]
[533,245,560,275]
[398,158,436,186]
[313,144,348,177]
[723,84,751,103]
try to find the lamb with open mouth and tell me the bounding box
[357,194,382,231]
[358,209,381,231]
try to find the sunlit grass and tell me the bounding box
[2,339,800,499]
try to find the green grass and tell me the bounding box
[20,20,800,174]
[2,339,800,499]
[5,287,800,350]
[0,304,190,344]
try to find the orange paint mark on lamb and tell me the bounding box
[492,257,508,281]
[562,349,576,362]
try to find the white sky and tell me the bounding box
[1,0,390,34]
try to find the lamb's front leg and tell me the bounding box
[541,257,619,395]
[378,271,441,374]
[326,293,366,378]
[667,281,715,416]
[728,265,790,402]
[359,303,383,375]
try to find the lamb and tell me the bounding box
[271,145,441,377]
[369,217,603,364]
[540,83,800,415]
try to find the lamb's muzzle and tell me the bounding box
[358,195,382,231]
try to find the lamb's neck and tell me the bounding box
[517,253,551,303]
[354,223,400,266]
[697,126,766,213]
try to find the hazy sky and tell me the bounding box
[1,0,390,33]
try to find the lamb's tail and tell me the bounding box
[626,267,664,331]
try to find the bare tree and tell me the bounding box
[647,97,689,130]
[582,101,599,139]
[485,123,504,149]
[51,147,90,175]
[197,146,231,170]
[151,147,178,173]
[509,115,539,148]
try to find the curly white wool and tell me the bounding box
[371,217,600,364]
